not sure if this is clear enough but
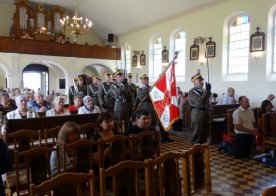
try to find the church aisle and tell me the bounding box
[160,134,276,196]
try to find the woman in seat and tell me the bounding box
[67,95,83,112]
[50,121,80,176]
[0,92,17,111]
[6,94,38,119]
[91,112,114,168]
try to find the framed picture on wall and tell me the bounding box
[140,51,146,66]
[190,43,199,60]
[132,54,137,67]
[206,37,216,58]
[250,27,265,52]
[162,46,169,63]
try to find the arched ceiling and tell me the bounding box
[0,0,231,41]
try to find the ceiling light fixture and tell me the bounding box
[60,0,92,43]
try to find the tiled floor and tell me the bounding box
[160,134,276,196]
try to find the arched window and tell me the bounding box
[228,15,250,74]
[152,36,162,78]
[121,43,131,73]
[273,12,276,73]
[173,31,186,80]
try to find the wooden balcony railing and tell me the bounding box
[0,36,121,60]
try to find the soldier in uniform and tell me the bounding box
[188,71,212,188]
[126,73,137,116]
[68,76,87,105]
[135,74,173,142]
[110,70,131,127]
[98,71,115,113]
[87,75,100,107]
[188,72,212,144]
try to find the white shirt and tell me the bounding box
[46,109,71,116]
[221,93,238,105]
[78,105,101,114]
[6,108,38,119]
[232,106,255,134]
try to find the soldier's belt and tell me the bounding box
[115,99,126,102]
[191,106,207,111]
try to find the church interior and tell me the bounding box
[0,0,276,195]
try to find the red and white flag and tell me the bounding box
[149,62,180,131]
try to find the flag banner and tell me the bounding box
[149,62,180,131]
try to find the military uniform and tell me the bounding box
[110,71,132,126]
[68,84,87,105]
[98,81,115,113]
[136,84,157,127]
[135,74,172,142]
[188,72,212,189]
[188,77,211,144]
[126,73,137,116]
[87,76,100,107]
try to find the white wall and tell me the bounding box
[118,0,276,106]
[0,52,117,100]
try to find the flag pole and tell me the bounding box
[128,51,181,126]
[155,50,181,85]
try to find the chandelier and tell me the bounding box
[60,0,92,43]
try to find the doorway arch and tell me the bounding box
[22,64,49,94]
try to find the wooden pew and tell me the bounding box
[209,104,239,144]
[262,112,276,153]
[6,113,100,135]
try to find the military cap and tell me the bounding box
[77,76,84,80]
[140,74,149,80]
[103,71,111,76]
[114,70,123,76]
[127,73,132,78]
[74,77,78,81]
[91,75,99,80]
[0,92,9,98]
[191,72,204,82]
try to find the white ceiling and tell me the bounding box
[1,0,229,41]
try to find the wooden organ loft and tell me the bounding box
[0,0,120,60]
[13,0,64,41]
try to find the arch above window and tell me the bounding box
[149,36,162,80]
[170,29,186,81]
[222,13,250,81]
[266,4,276,81]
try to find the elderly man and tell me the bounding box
[221,96,258,159]
[221,87,238,105]
[78,95,101,114]
[6,94,38,119]
[28,91,52,112]
[232,96,257,158]
[46,96,70,116]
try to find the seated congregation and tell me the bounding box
[0,109,212,196]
